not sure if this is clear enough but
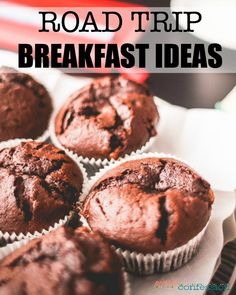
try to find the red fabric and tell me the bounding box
[5,0,141,7]
[0,0,149,82]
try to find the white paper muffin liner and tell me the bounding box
[80,152,213,275]
[115,224,207,275]
[0,138,88,245]
[0,238,131,295]
[0,130,50,148]
[49,106,157,170]
[123,272,131,295]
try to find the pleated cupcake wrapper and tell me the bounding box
[80,217,208,276]
[123,271,131,295]
[0,239,131,295]
[0,216,68,246]
[0,138,89,245]
[49,107,157,171]
[0,131,50,148]
[115,223,208,275]
[0,238,29,260]
[80,152,213,275]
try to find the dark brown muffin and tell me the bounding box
[0,141,83,234]
[0,66,52,141]
[82,157,214,254]
[55,76,158,160]
[0,227,125,295]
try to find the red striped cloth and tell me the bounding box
[0,0,149,82]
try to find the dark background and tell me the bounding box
[126,0,236,108]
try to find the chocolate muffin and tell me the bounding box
[0,141,83,234]
[0,227,125,295]
[0,66,52,141]
[54,76,158,160]
[82,157,214,254]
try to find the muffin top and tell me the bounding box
[0,66,52,141]
[55,76,159,160]
[0,227,125,295]
[0,141,83,234]
[82,157,214,254]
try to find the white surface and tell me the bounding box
[219,86,236,114]
[171,0,236,50]
[1,50,236,294]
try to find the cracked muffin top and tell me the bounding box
[0,141,83,234]
[0,226,125,295]
[0,66,52,141]
[55,76,159,160]
[82,157,214,254]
